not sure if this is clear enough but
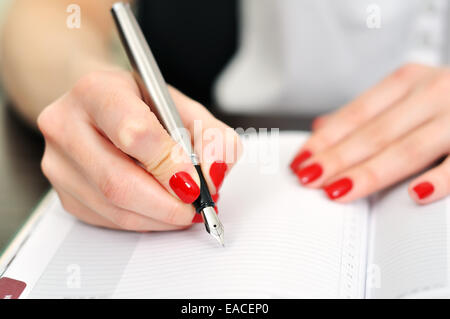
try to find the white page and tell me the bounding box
[113,132,369,298]
[2,132,369,298]
[1,192,76,298]
[366,181,450,298]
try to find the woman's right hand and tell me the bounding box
[37,70,242,231]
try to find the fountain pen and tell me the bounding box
[111,2,224,246]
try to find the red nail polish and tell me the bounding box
[192,213,203,223]
[324,178,353,200]
[212,193,219,202]
[169,172,200,204]
[413,182,434,199]
[214,206,219,214]
[210,161,228,190]
[290,150,312,173]
[296,163,323,184]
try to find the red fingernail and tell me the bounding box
[324,178,353,200]
[192,213,203,223]
[210,161,228,191]
[212,193,219,202]
[311,117,324,131]
[296,163,323,184]
[413,182,434,199]
[290,150,312,173]
[214,206,219,214]
[169,172,200,204]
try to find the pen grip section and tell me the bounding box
[193,165,215,213]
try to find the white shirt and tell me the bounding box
[214,0,449,115]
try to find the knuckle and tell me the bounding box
[40,155,51,179]
[117,117,152,151]
[392,63,423,82]
[37,104,60,140]
[40,149,59,185]
[36,108,49,134]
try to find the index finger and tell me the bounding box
[291,64,434,172]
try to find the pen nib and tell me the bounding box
[217,233,225,247]
[201,207,225,247]
[211,228,225,247]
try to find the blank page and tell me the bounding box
[113,132,369,298]
[367,181,450,298]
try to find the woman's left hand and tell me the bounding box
[290,63,450,204]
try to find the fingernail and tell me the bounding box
[413,182,434,199]
[290,150,312,173]
[169,172,200,204]
[214,206,219,214]
[311,117,324,130]
[212,193,219,202]
[324,178,353,200]
[210,161,228,191]
[296,163,323,184]
[192,213,203,223]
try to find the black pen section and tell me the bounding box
[193,165,215,213]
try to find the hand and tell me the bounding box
[38,70,241,231]
[290,63,450,204]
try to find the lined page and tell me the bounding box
[113,132,369,298]
[366,181,450,298]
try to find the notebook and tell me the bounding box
[1,131,449,299]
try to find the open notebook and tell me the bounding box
[1,131,449,298]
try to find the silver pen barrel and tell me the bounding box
[111,2,224,246]
[111,2,195,160]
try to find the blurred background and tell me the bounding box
[0,0,50,251]
[0,0,10,101]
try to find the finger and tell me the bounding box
[321,116,450,202]
[408,156,450,204]
[55,189,187,231]
[55,189,120,229]
[85,88,201,205]
[43,119,197,226]
[290,64,434,172]
[45,146,191,230]
[295,83,440,188]
[170,87,243,195]
[311,115,329,131]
